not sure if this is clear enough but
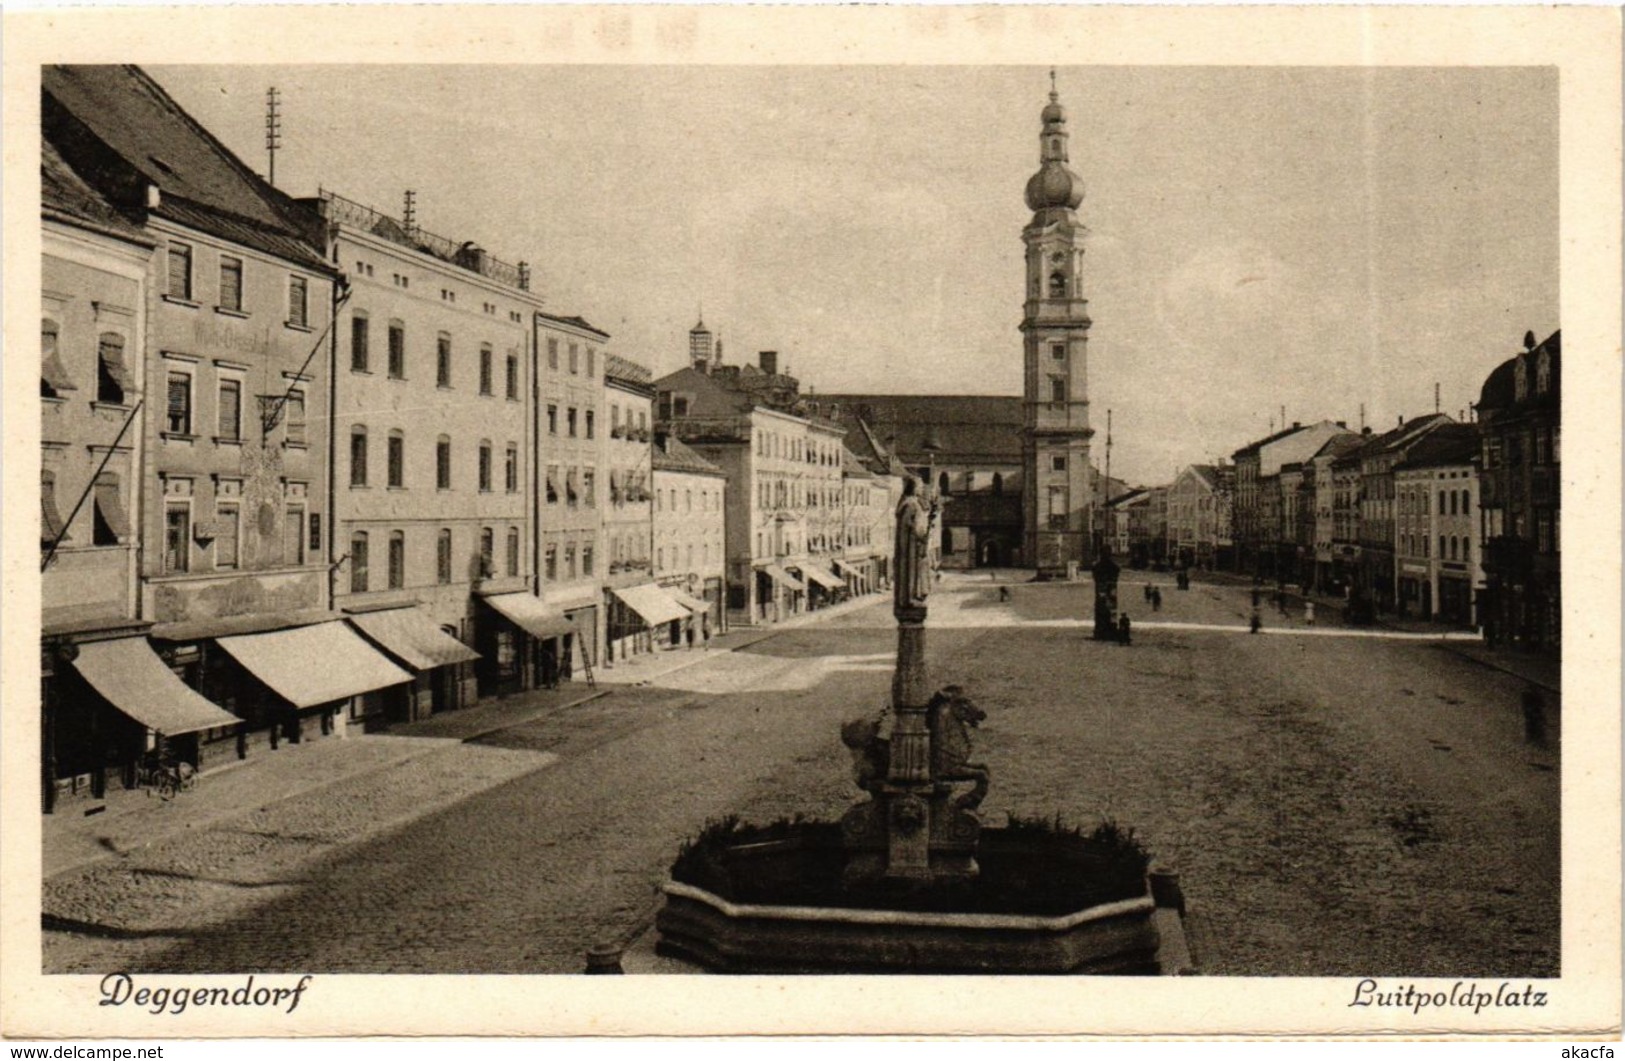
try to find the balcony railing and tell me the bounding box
[320,189,530,292]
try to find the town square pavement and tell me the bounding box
[43,573,1558,976]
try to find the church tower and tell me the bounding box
[1020,73,1095,576]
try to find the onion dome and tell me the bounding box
[1025,77,1085,212]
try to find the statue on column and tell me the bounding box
[895,475,937,614]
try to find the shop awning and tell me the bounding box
[612,583,690,627]
[666,587,712,614]
[216,622,412,708]
[761,563,805,593]
[347,606,480,671]
[71,636,241,736]
[832,558,862,578]
[798,563,844,591]
[484,592,577,639]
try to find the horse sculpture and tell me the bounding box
[926,685,989,811]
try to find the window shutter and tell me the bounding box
[42,323,77,393]
[99,336,134,392]
[92,473,131,540]
[41,471,68,543]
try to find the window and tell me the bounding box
[41,471,66,544]
[479,441,493,492]
[586,348,596,377]
[1047,485,1066,528]
[350,426,368,487]
[586,410,595,439]
[219,257,243,312]
[437,437,452,489]
[506,527,520,577]
[218,379,241,440]
[545,543,558,581]
[350,531,369,593]
[1050,376,1067,404]
[286,389,306,445]
[286,507,305,565]
[1051,456,1066,472]
[582,544,595,577]
[388,322,406,379]
[583,469,595,507]
[505,444,519,493]
[548,405,558,435]
[92,473,130,546]
[479,528,494,578]
[547,338,559,369]
[657,547,664,572]
[568,343,579,374]
[479,344,493,395]
[1049,272,1066,297]
[351,314,370,372]
[287,276,309,327]
[564,544,576,579]
[567,408,578,437]
[214,504,239,568]
[638,411,647,433]
[1051,342,1066,360]
[546,465,559,504]
[674,396,689,417]
[388,431,404,488]
[97,333,131,405]
[437,334,452,387]
[166,371,193,434]
[167,242,192,300]
[506,354,519,399]
[437,529,453,584]
[165,504,190,573]
[388,531,406,589]
[41,320,73,398]
[612,405,621,435]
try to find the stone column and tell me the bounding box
[886,604,932,878]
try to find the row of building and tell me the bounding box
[37,65,915,810]
[1104,330,1560,652]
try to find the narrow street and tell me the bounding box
[44,576,1559,976]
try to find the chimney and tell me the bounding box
[1362,426,1373,437]
[1292,421,1301,429]
[1335,420,1347,429]
[759,350,779,375]
[457,242,487,275]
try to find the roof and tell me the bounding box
[652,434,726,477]
[841,447,875,478]
[1310,433,1366,463]
[1479,330,1560,414]
[43,65,330,273]
[1108,488,1150,507]
[1394,422,1481,471]
[41,140,154,247]
[816,395,1024,464]
[536,311,610,339]
[1232,424,1306,460]
[604,352,653,386]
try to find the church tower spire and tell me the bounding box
[1019,74,1096,576]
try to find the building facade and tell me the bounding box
[1477,330,1560,652]
[316,189,535,716]
[1019,81,1096,576]
[1357,414,1452,614]
[1230,420,1347,578]
[653,434,729,640]
[1165,465,1224,570]
[604,354,672,662]
[1394,423,1482,627]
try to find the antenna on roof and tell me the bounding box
[1434,382,1440,414]
[403,190,417,237]
[1359,403,1365,431]
[264,87,281,187]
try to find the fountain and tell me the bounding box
[650,476,1192,974]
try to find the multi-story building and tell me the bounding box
[656,340,840,624]
[1106,489,1146,562]
[1165,465,1225,570]
[1477,330,1560,652]
[312,189,534,716]
[821,395,1024,570]
[1308,433,1364,592]
[652,434,729,640]
[1394,423,1482,626]
[44,66,410,774]
[1357,414,1452,614]
[837,447,881,594]
[1230,420,1347,578]
[535,312,611,683]
[605,353,687,661]
[837,415,909,587]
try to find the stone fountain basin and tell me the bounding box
[654,826,1171,974]
[655,880,1162,974]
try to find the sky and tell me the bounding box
[149,64,1558,486]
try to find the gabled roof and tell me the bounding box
[1394,422,1481,471]
[1184,464,1221,490]
[1232,424,1305,460]
[42,139,154,247]
[604,352,652,386]
[536,311,610,339]
[816,394,1024,464]
[1310,432,1365,463]
[841,446,875,479]
[654,365,757,418]
[43,65,330,272]
[652,434,726,477]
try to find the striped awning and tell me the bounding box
[217,622,412,708]
[761,563,805,592]
[347,606,480,671]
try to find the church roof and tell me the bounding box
[815,394,1024,465]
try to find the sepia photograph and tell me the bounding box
[3,3,1620,1041]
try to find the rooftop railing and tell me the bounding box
[319,189,530,292]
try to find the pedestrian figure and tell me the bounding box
[1304,600,1315,627]
[1251,587,1262,609]
[1249,609,1262,634]
[1144,583,1153,603]
[998,585,1011,602]
[1277,592,1289,618]
[1521,685,1547,746]
[1118,613,1132,645]
[1151,587,1162,612]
